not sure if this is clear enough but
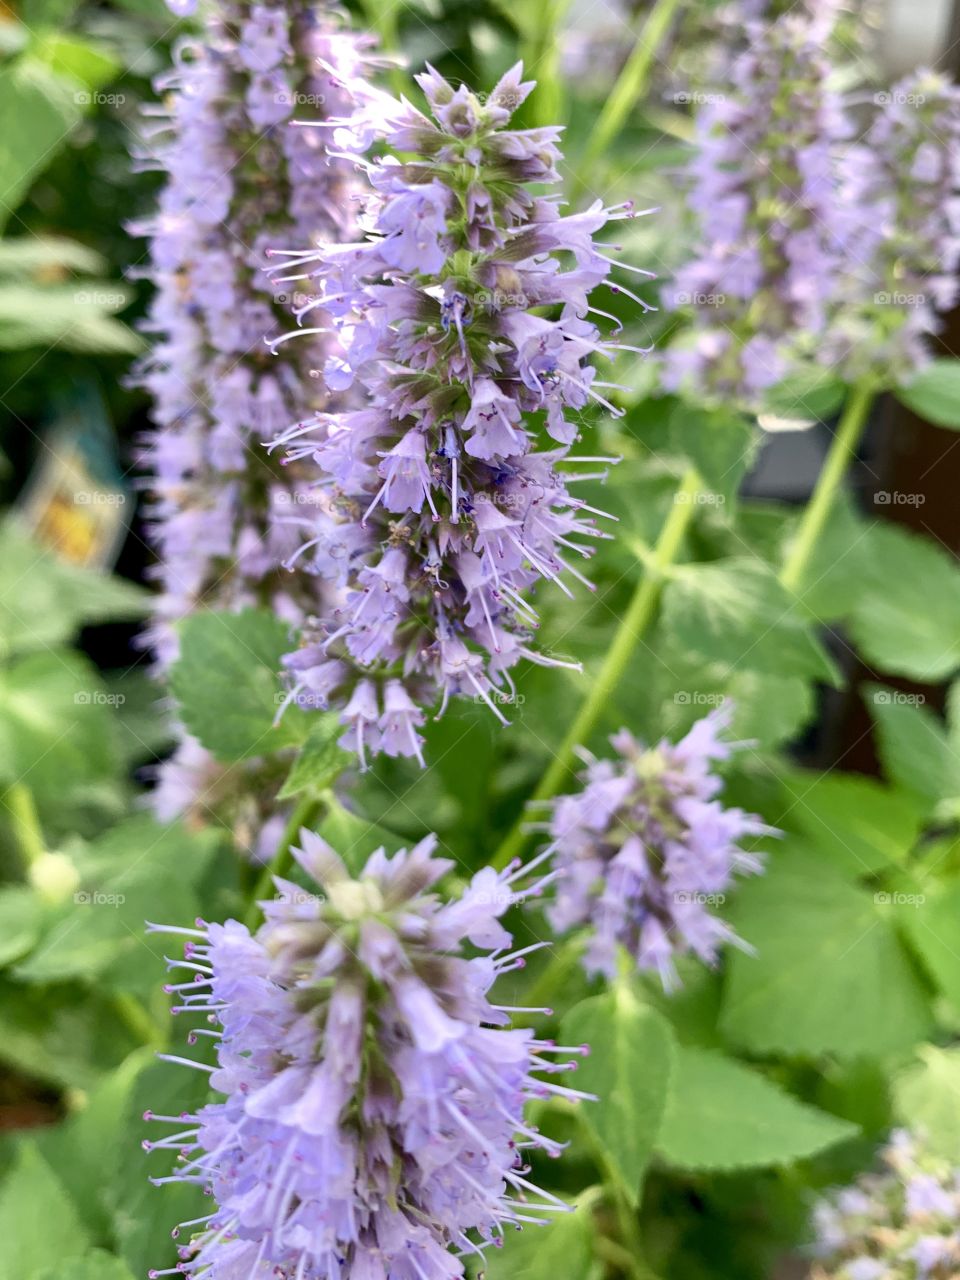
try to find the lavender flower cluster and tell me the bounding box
[812,1130,960,1279]
[664,6,851,402]
[272,63,647,767]
[134,1,378,829]
[146,831,586,1280]
[669,21,960,402]
[134,0,368,666]
[827,69,960,385]
[545,706,770,989]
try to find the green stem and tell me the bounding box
[492,466,701,870]
[574,0,685,197]
[3,782,45,868]
[112,992,164,1049]
[577,1111,660,1280]
[779,381,875,593]
[246,792,326,927]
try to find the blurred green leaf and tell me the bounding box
[661,559,841,686]
[849,523,960,682]
[0,234,103,277]
[278,712,350,800]
[898,877,960,1015]
[721,851,933,1057]
[657,1047,857,1170]
[0,976,141,1089]
[896,358,960,429]
[171,610,311,762]
[0,521,148,658]
[867,685,959,812]
[0,649,124,828]
[0,58,80,230]
[778,768,923,878]
[31,33,121,93]
[561,987,674,1202]
[0,886,44,966]
[0,1142,89,1280]
[15,815,221,995]
[761,369,846,423]
[668,404,757,506]
[0,281,140,353]
[480,1201,595,1280]
[895,1045,960,1158]
[34,1251,137,1280]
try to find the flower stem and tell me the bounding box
[779,381,875,593]
[3,782,45,868]
[492,466,701,870]
[574,0,685,197]
[246,791,326,927]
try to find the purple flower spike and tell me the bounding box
[825,69,960,384]
[271,62,650,767]
[665,8,852,403]
[812,1130,960,1278]
[544,706,774,990]
[147,832,589,1279]
[131,1,379,827]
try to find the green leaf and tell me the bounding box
[849,523,960,681]
[721,852,933,1057]
[0,887,44,967]
[15,815,222,996]
[867,685,959,811]
[112,1060,210,1279]
[278,713,350,800]
[657,1046,857,1170]
[480,1201,594,1280]
[0,235,103,277]
[0,976,141,1089]
[34,1251,137,1280]
[898,877,960,1014]
[30,33,121,94]
[0,282,140,353]
[170,610,311,762]
[0,59,80,231]
[661,559,841,685]
[761,369,846,423]
[0,650,124,828]
[668,405,757,506]
[778,769,923,878]
[0,521,148,658]
[896,358,960,429]
[38,1049,153,1242]
[560,987,675,1201]
[895,1045,960,1159]
[0,1143,89,1280]
[315,798,405,872]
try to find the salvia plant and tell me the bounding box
[6,2,960,1280]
